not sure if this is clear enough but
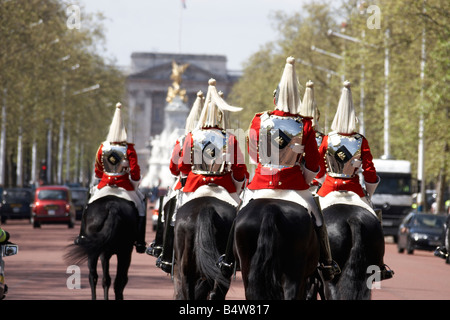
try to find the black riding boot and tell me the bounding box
[217,220,236,278]
[74,206,88,245]
[312,196,340,281]
[156,197,177,274]
[316,223,340,281]
[157,224,174,274]
[147,196,165,257]
[135,215,147,253]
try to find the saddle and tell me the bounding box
[240,189,316,217]
[89,185,145,216]
[319,191,378,219]
[183,185,240,208]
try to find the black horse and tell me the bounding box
[173,196,236,300]
[322,203,386,300]
[65,195,138,300]
[234,198,319,300]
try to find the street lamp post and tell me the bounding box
[327,29,375,138]
[417,19,426,211]
[0,89,6,186]
[382,29,391,160]
[45,118,53,184]
[16,102,23,187]
[309,45,347,133]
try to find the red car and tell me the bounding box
[30,186,76,228]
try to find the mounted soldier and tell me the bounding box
[219,57,339,281]
[74,102,147,254]
[149,90,205,273]
[316,81,380,207]
[299,80,324,190]
[179,78,248,202]
[170,79,248,299]
[316,81,394,281]
[158,79,248,276]
[299,80,325,148]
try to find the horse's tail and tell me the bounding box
[247,206,282,300]
[337,216,371,300]
[195,206,230,291]
[65,203,121,265]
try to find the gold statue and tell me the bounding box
[166,61,189,103]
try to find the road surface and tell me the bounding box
[2,219,450,300]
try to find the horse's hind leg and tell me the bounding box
[114,249,132,300]
[87,255,99,300]
[100,253,112,300]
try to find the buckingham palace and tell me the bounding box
[126,52,240,179]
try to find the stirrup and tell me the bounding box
[318,260,341,281]
[146,241,163,257]
[379,264,394,281]
[217,254,234,269]
[434,246,448,260]
[156,255,172,274]
[74,235,86,245]
[217,254,234,278]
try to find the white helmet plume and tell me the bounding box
[331,81,358,134]
[300,80,315,118]
[106,102,128,143]
[185,90,204,134]
[275,56,301,114]
[300,80,320,129]
[197,78,242,129]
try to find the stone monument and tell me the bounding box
[141,62,190,189]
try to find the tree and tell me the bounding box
[0,0,125,187]
[228,0,449,210]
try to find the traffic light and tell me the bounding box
[39,160,47,185]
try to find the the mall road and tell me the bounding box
[1,219,450,300]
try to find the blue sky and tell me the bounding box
[80,0,307,71]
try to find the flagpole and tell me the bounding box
[178,1,185,53]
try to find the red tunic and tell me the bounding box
[247,110,320,191]
[179,128,248,193]
[169,138,183,191]
[95,143,141,191]
[317,134,377,197]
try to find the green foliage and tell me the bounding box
[0,0,125,186]
[229,0,449,193]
